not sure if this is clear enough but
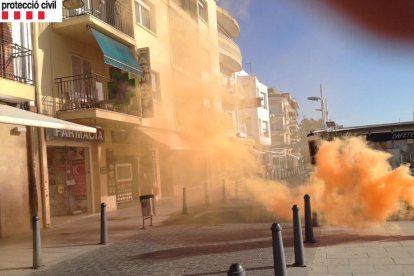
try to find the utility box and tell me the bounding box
[139,194,155,229]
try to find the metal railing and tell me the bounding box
[0,38,33,85]
[56,73,140,116]
[63,0,133,37]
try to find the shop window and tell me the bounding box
[135,0,155,32]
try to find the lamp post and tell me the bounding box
[63,0,84,9]
[307,84,328,128]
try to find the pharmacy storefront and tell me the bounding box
[45,128,104,217]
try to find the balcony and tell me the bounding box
[55,73,141,126]
[218,33,242,75]
[216,6,240,38]
[54,0,134,46]
[0,38,34,103]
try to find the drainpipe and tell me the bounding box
[31,22,51,228]
[26,124,38,217]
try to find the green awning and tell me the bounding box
[90,28,143,77]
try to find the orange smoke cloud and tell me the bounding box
[246,136,414,227]
[311,136,414,226]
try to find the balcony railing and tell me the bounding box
[56,73,140,116]
[218,32,242,71]
[63,0,133,37]
[0,38,33,85]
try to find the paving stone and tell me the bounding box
[327,252,368,259]
[393,257,414,264]
[349,257,395,265]
[328,264,375,273]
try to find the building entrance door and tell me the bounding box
[47,146,91,216]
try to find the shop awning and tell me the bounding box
[0,104,96,133]
[139,128,190,150]
[90,28,143,77]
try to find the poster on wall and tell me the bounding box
[72,159,87,200]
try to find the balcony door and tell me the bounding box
[71,56,92,104]
[72,55,91,76]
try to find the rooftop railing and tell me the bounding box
[63,0,133,37]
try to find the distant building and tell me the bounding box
[308,121,414,168]
[236,71,271,146]
[233,71,271,177]
[268,88,301,177]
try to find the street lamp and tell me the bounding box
[307,84,328,128]
[63,0,84,9]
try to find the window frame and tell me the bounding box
[262,120,270,137]
[198,0,208,22]
[150,70,161,101]
[135,0,155,32]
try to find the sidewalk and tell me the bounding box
[0,196,182,276]
[308,222,414,275]
[1,196,414,275]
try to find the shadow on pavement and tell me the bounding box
[42,242,99,248]
[182,265,274,276]
[0,266,33,272]
[136,239,272,260]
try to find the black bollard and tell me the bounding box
[227,263,246,276]
[223,180,226,202]
[271,223,287,276]
[32,215,42,269]
[100,203,108,245]
[304,194,316,243]
[205,182,210,206]
[182,187,188,214]
[292,205,306,266]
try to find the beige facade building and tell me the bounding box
[0,0,241,236]
[0,23,35,237]
[268,88,301,178]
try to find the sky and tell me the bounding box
[219,0,414,127]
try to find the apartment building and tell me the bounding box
[268,88,301,177]
[236,71,271,146]
[0,0,237,235]
[215,4,243,136]
[233,71,271,176]
[0,23,35,237]
[0,22,97,237]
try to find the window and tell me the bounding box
[135,0,155,32]
[198,0,208,22]
[260,91,268,109]
[115,163,133,182]
[262,120,270,137]
[150,70,161,101]
[176,0,198,20]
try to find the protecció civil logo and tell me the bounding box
[1,0,62,22]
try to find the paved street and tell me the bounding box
[2,194,414,275]
[31,223,304,276]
